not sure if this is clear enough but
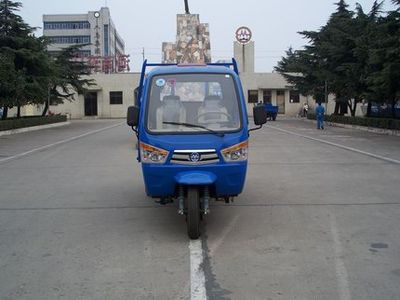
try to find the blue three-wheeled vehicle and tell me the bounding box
[127,59,267,239]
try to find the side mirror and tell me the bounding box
[253,105,267,126]
[127,106,139,127]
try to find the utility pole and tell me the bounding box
[142,47,145,63]
[184,0,190,14]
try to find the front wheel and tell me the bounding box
[187,187,201,239]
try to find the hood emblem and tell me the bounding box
[189,152,201,162]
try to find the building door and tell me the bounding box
[84,92,98,116]
[276,90,285,114]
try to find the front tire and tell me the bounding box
[187,187,200,239]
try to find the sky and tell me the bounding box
[19,0,397,72]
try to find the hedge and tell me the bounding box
[0,115,67,131]
[307,113,400,130]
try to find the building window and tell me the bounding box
[110,91,123,105]
[48,35,91,44]
[104,25,109,56]
[290,90,300,103]
[263,90,272,103]
[248,90,258,103]
[44,21,90,30]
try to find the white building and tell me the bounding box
[43,7,125,61]
[49,73,140,119]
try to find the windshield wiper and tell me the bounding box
[163,121,225,137]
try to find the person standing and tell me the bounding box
[315,102,325,129]
[303,102,309,117]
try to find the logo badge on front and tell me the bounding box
[189,152,200,162]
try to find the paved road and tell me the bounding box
[0,119,399,299]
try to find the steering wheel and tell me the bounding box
[196,111,233,122]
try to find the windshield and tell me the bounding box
[146,73,242,134]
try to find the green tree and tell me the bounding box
[0,0,34,118]
[0,0,31,36]
[275,0,397,117]
[42,45,94,116]
[0,0,93,119]
[309,0,357,115]
[275,47,327,103]
[0,51,17,114]
[0,0,54,118]
[277,1,356,114]
[365,1,400,117]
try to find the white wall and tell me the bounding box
[48,72,140,119]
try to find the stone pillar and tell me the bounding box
[162,14,211,64]
[233,41,255,73]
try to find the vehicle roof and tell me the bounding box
[147,65,238,77]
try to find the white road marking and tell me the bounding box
[189,239,207,300]
[0,122,123,164]
[267,125,400,165]
[329,213,352,300]
[185,215,239,300]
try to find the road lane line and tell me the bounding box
[329,213,352,300]
[0,122,123,164]
[190,239,207,300]
[267,125,400,165]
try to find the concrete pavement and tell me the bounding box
[0,118,399,299]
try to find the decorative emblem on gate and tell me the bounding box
[189,152,201,162]
[235,26,252,45]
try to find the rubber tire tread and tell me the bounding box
[187,187,200,239]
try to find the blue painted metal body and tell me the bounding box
[264,103,279,114]
[135,60,249,198]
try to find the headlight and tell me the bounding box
[140,142,169,164]
[221,141,248,162]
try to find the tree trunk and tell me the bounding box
[17,105,21,118]
[367,101,372,117]
[334,101,340,115]
[42,101,49,116]
[347,100,354,116]
[339,101,347,115]
[1,107,8,120]
[348,98,358,117]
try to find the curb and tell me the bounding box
[0,121,71,137]
[304,119,400,137]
